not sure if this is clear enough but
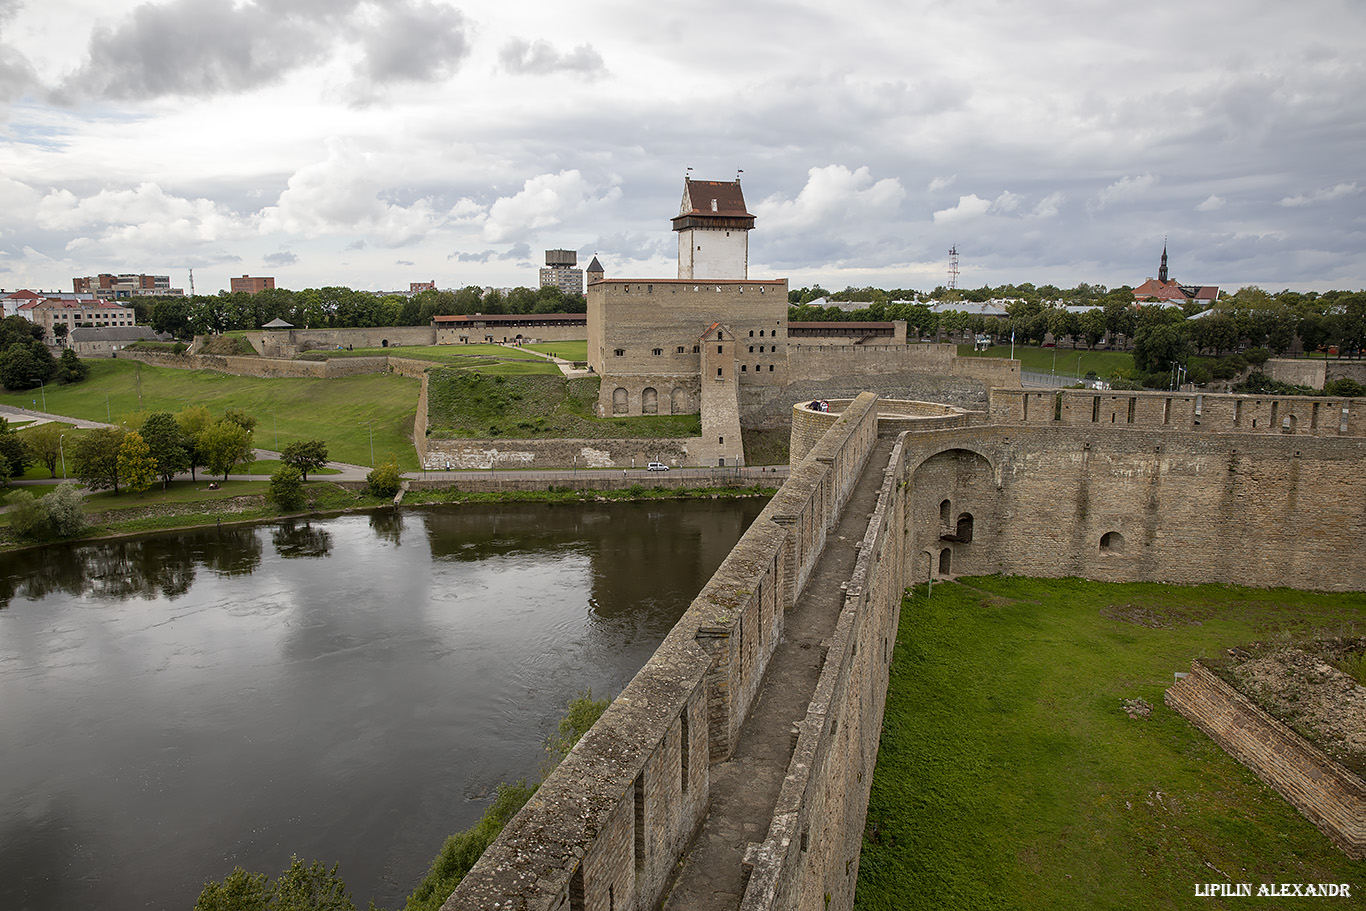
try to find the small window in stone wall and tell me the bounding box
[692,345,699,353]
[677,346,685,354]
[652,348,662,356]
[741,365,747,372]
[1100,531,1125,553]
[956,513,974,543]
[749,345,754,353]
[940,499,951,524]
[939,548,952,576]
[614,348,624,356]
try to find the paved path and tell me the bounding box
[661,436,897,911]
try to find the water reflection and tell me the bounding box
[0,498,766,911]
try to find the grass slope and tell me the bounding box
[857,577,1366,911]
[308,344,562,374]
[0,359,421,469]
[426,372,700,439]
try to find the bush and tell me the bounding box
[1324,377,1366,397]
[367,458,402,498]
[269,465,305,511]
[195,857,360,911]
[7,482,87,541]
[1244,346,1270,368]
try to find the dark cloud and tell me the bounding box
[264,250,298,266]
[361,1,471,83]
[499,242,531,260]
[450,249,495,263]
[500,39,605,77]
[54,0,468,101]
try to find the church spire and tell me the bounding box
[1158,241,1169,283]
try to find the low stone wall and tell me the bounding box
[115,349,395,379]
[741,375,992,429]
[421,438,700,470]
[254,326,438,357]
[1266,358,1366,390]
[952,355,1021,388]
[788,343,955,379]
[1166,661,1366,859]
[442,393,883,911]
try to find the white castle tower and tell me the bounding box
[672,177,754,280]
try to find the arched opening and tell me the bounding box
[612,387,629,415]
[921,550,935,582]
[1100,531,1125,554]
[939,548,952,576]
[670,387,686,414]
[642,387,658,414]
[1283,414,1297,434]
[940,499,952,524]
[955,513,974,543]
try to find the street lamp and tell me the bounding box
[270,410,278,449]
[59,433,66,479]
[1076,356,1083,381]
[360,421,374,466]
[31,378,45,411]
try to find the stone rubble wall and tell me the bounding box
[115,349,395,379]
[1266,358,1366,391]
[442,393,883,911]
[420,438,700,470]
[1166,661,1366,859]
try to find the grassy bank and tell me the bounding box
[426,372,701,439]
[857,577,1366,911]
[958,344,1136,379]
[0,359,421,469]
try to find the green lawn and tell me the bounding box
[523,340,587,361]
[0,360,421,469]
[958,345,1137,380]
[857,577,1366,911]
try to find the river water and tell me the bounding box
[0,498,766,911]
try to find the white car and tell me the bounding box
[647,462,669,471]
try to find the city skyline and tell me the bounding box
[1,0,1363,295]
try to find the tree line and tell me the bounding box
[0,315,88,391]
[142,285,587,339]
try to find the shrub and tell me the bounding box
[367,458,402,498]
[46,483,88,537]
[7,490,48,539]
[1324,377,1366,397]
[269,465,305,511]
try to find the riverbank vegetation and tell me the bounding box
[857,577,1366,911]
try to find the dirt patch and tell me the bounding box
[1100,600,1213,628]
[1221,638,1366,779]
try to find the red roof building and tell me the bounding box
[1133,245,1218,304]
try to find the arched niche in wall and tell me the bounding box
[612,387,629,414]
[1100,531,1126,554]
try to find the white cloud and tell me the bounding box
[990,191,1024,214]
[482,170,620,243]
[932,194,992,226]
[1090,173,1159,211]
[500,39,606,77]
[1279,183,1360,207]
[1031,193,1064,219]
[1196,194,1226,212]
[755,165,905,231]
[928,175,956,193]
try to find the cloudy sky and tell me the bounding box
[1,0,1363,295]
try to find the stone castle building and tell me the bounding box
[587,176,1019,465]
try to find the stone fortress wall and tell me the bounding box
[444,394,894,911]
[1166,661,1366,859]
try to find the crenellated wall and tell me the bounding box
[442,393,888,911]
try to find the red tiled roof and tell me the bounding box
[433,313,585,324]
[789,321,895,331]
[678,179,750,218]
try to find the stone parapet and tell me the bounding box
[1166,661,1366,859]
[421,438,700,470]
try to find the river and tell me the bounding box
[0,498,766,910]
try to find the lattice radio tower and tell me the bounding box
[947,245,960,290]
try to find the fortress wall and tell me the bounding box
[992,388,1365,436]
[596,373,702,417]
[255,326,437,356]
[116,350,385,378]
[434,323,586,345]
[900,424,1366,590]
[1268,358,1328,389]
[951,355,1021,387]
[741,376,991,429]
[789,400,975,464]
[413,372,429,466]
[741,433,908,911]
[444,394,880,911]
[1166,661,1366,858]
[420,437,700,470]
[787,343,954,379]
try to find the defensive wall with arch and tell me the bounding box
[442,384,1366,911]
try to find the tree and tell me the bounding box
[177,405,214,481]
[54,348,89,384]
[0,417,30,481]
[281,439,329,481]
[117,432,156,493]
[194,858,359,911]
[1078,308,1107,349]
[1132,321,1191,373]
[268,465,306,511]
[140,412,189,488]
[74,427,126,493]
[0,339,56,390]
[367,457,402,498]
[200,420,254,480]
[222,407,259,433]
[24,422,65,478]
[45,482,88,537]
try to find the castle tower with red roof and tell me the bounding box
[672,177,755,280]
